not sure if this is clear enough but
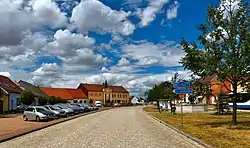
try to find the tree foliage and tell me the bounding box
[145,73,180,102]
[20,90,35,105]
[38,97,48,106]
[188,95,195,104]
[180,0,249,125]
[48,96,66,105]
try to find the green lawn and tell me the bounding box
[144,106,250,148]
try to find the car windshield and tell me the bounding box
[50,106,59,110]
[36,107,47,112]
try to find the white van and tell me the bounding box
[95,101,102,107]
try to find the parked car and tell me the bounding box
[44,105,67,118]
[112,103,121,108]
[54,104,74,115]
[89,104,99,110]
[70,103,85,113]
[14,104,29,113]
[95,101,102,107]
[23,106,55,122]
[64,104,80,114]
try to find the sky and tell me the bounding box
[0,0,221,97]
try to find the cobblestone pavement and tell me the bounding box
[0,106,205,148]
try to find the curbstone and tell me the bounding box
[143,111,213,148]
[0,108,111,143]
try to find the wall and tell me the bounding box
[176,104,208,113]
[3,95,8,112]
[8,93,20,111]
[69,99,89,104]
[88,91,103,102]
[111,92,129,103]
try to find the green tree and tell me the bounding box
[180,0,249,125]
[20,90,35,105]
[48,96,66,105]
[38,97,48,106]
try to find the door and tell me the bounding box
[0,101,3,113]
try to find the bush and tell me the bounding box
[48,96,66,105]
[20,90,35,105]
[39,97,48,105]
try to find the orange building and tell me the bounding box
[77,83,130,104]
[197,74,231,104]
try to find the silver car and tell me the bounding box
[44,105,66,118]
[23,106,55,122]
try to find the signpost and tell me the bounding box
[173,82,193,127]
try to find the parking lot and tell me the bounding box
[0,106,110,141]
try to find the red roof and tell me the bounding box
[39,87,87,100]
[79,84,104,92]
[78,83,129,93]
[107,86,129,93]
[67,89,87,99]
[0,75,23,94]
[198,74,217,84]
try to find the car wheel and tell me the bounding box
[36,116,40,122]
[23,115,28,121]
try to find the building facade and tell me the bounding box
[78,83,130,104]
[0,75,23,112]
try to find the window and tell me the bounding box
[95,94,97,96]
[25,107,34,112]
[99,93,102,96]
[79,100,83,103]
[73,100,78,103]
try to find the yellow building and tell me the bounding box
[77,83,130,104]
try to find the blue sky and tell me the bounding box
[0,0,221,96]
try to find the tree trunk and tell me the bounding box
[232,83,238,125]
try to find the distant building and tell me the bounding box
[39,87,88,104]
[17,80,48,106]
[0,75,23,112]
[78,82,130,104]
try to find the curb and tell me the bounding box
[0,108,111,143]
[143,111,213,148]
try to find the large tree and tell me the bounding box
[20,90,35,105]
[180,0,249,125]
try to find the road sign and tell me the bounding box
[174,89,193,94]
[173,82,190,89]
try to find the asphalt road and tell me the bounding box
[0,106,204,148]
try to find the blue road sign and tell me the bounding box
[173,82,190,89]
[174,89,193,94]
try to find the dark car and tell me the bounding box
[14,104,29,113]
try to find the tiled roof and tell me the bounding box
[107,86,129,93]
[67,89,87,99]
[78,83,129,93]
[39,87,73,100]
[18,80,48,97]
[79,84,104,92]
[198,74,217,84]
[0,75,23,94]
[39,87,87,100]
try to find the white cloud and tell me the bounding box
[136,0,169,27]
[117,57,130,66]
[219,0,241,19]
[70,0,135,36]
[31,0,68,27]
[166,1,180,19]
[121,41,185,67]
[45,29,95,58]
[31,63,64,86]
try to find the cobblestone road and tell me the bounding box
[0,106,205,148]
